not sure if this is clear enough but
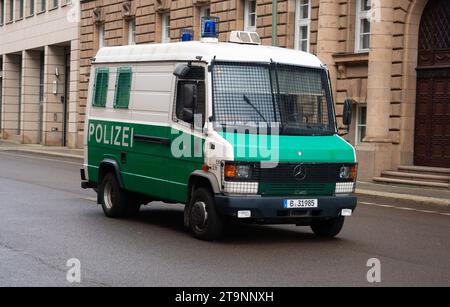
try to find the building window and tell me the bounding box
[199,6,210,33]
[52,0,57,8]
[17,0,23,18]
[39,51,44,102]
[294,0,310,52]
[127,19,135,45]
[356,105,367,144]
[28,0,34,15]
[98,24,105,48]
[244,0,256,32]
[0,0,4,24]
[39,0,46,12]
[114,67,132,109]
[8,0,13,21]
[161,13,170,43]
[92,68,109,108]
[355,0,371,52]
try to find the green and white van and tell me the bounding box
[81,31,358,241]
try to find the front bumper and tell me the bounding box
[215,194,357,224]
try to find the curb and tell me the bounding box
[1,148,83,161]
[356,188,450,208]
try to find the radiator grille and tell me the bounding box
[256,163,354,196]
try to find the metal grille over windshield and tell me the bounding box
[212,63,277,124]
[212,62,335,135]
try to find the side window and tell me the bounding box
[92,67,109,107]
[114,67,133,109]
[355,0,371,52]
[173,66,206,126]
[356,105,367,144]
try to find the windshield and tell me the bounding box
[211,62,336,135]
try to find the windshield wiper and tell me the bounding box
[243,95,268,123]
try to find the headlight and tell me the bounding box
[222,162,258,194]
[336,164,357,194]
[236,165,252,179]
[339,165,357,180]
[224,163,253,179]
[339,166,350,179]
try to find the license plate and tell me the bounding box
[284,199,318,209]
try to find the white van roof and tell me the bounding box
[93,41,324,68]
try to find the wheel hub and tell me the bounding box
[104,182,114,209]
[191,201,208,230]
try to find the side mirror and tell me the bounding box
[180,83,198,124]
[343,99,353,126]
[174,64,191,78]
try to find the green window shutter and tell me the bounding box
[92,68,109,107]
[114,67,132,109]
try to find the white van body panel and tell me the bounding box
[94,41,324,68]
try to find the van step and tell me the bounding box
[372,177,450,189]
[381,171,450,183]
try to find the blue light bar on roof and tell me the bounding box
[180,28,194,42]
[201,16,219,38]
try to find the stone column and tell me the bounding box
[316,0,341,101]
[357,0,394,180]
[364,0,394,143]
[21,50,41,144]
[0,57,2,136]
[68,39,80,149]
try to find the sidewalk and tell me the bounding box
[0,140,83,160]
[1,140,449,207]
[356,181,450,208]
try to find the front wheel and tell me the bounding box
[99,173,140,218]
[188,187,224,241]
[310,217,345,238]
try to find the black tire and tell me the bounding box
[188,187,224,241]
[310,217,345,238]
[99,173,140,218]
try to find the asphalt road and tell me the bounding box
[0,151,449,287]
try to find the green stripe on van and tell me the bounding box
[87,119,204,203]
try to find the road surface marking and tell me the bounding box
[0,151,81,166]
[360,201,450,217]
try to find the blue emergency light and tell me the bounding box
[201,16,219,38]
[180,28,193,42]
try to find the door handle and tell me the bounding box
[133,135,171,147]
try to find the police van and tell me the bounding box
[81,19,358,241]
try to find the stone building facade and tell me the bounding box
[0,1,80,147]
[75,0,448,180]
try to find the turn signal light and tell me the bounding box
[224,164,236,178]
[350,165,358,180]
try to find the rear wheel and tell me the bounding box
[310,217,345,238]
[188,187,224,241]
[99,173,140,218]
